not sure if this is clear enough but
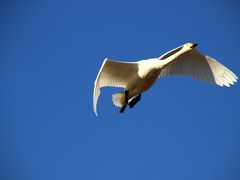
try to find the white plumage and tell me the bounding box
[93,43,238,116]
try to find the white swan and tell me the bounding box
[93,43,238,116]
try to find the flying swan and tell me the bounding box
[93,43,238,116]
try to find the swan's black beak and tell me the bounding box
[192,43,198,48]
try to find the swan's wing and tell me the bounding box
[93,58,138,116]
[159,49,238,86]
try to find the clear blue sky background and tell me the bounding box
[1,0,240,179]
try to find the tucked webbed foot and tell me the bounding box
[128,94,141,109]
[119,91,129,114]
[119,104,127,113]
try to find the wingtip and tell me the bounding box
[93,106,98,116]
[94,107,98,117]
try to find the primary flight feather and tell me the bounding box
[93,43,238,116]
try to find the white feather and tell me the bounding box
[93,43,238,116]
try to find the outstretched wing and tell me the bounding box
[159,49,238,86]
[93,58,138,116]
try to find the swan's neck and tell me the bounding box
[155,49,185,69]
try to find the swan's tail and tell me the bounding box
[112,92,125,107]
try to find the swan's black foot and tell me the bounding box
[129,94,141,109]
[119,104,127,113]
[119,90,129,114]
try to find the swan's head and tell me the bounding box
[180,42,198,54]
[159,42,198,60]
[186,42,198,49]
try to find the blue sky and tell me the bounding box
[1,0,240,179]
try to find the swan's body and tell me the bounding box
[93,43,238,116]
